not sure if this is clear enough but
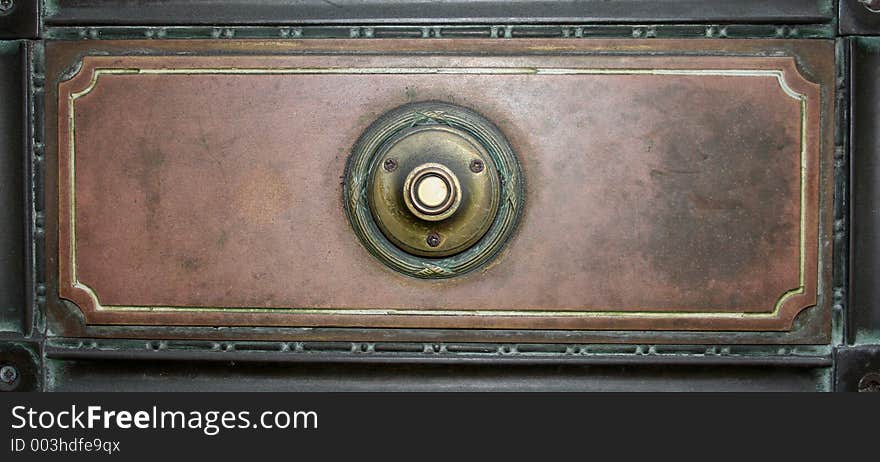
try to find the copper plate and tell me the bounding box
[50,39,833,333]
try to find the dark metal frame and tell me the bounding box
[840,0,880,35]
[41,0,838,27]
[1,0,878,391]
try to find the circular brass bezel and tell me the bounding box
[344,101,524,279]
[368,126,500,257]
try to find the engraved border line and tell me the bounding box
[65,66,809,320]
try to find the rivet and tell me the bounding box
[858,372,880,392]
[0,365,18,384]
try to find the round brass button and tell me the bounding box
[344,101,523,278]
[369,125,500,257]
[416,175,448,207]
[403,163,461,221]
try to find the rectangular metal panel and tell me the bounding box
[43,0,835,26]
[44,39,835,339]
[848,37,880,345]
[0,41,26,335]
[45,359,829,392]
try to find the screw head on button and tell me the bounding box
[383,158,398,172]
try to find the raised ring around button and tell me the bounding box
[344,101,524,279]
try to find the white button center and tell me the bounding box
[416,175,449,208]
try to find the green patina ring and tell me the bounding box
[343,101,525,279]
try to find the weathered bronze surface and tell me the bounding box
[365,119,502,259]
[346,101,523,276]
[48,39,833,333]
